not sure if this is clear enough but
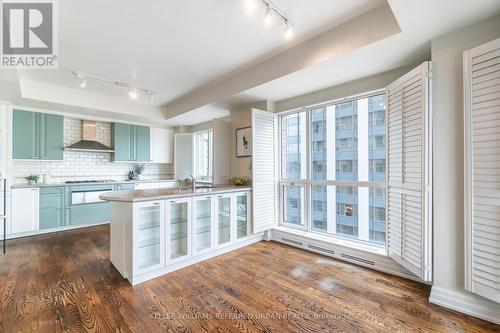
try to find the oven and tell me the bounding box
[71,187,113,205]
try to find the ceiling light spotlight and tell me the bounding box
[244,0,257,13]
[284,20,293,40]
[75,73,87,88]
[128,87,138,100]
[264,4,273,25]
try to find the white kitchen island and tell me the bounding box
[100,186,261,285]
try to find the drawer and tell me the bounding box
[40,187,64,208]
[69,202,111,226]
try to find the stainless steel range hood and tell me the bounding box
[64,120,114,152]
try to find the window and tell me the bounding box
[279,92,386,246]
[194,129,212,182]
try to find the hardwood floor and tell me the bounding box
[0,225,498,333]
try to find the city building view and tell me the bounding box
[281,94,386,245]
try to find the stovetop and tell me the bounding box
[64,180,116,184]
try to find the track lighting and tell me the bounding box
[75,73,87,88]
[244,1,293,39]
[72,71,155,102]
[264,5,272,26]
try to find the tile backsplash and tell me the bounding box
[12,118,173,183]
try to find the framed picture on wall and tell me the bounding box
[236,126,252,157]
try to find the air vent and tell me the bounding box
[308,244,335,255]
[341,253,375,266]
[280,238,303,246]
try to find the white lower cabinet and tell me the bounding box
[166,197,191,263]
[125,190,252,284]
[11,188,39,234]
[133,201,165,275]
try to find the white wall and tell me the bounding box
[429,13,500,322]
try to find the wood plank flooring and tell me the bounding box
[0,225,498,332]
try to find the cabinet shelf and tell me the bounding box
[139,222,160,230]
[196,225,211,235]
[170,217,188,225]
[138,237,160,248]
[171,232,188,241]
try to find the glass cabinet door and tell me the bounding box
[217,196,231,246]
[236,193,249,239]
[195,197,212,253]
[135,201,164,272]
[169,200,190,260]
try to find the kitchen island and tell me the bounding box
[100,186,261,285]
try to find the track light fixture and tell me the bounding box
[245,0,294,39]
[72,71,156,102]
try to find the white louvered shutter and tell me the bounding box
[252,109,277,233]
[212,119,231,184]
[174,133,193,180]
[464,37,500,303]
[386,62,433,282]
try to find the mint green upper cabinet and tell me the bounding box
[12,109,63,160]
[112,123,132,161]
[13,110,38,159]
[134,125,150,162]
[41,113,64,160]
[112,123,150,162]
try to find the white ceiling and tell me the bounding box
[3,0,500,126]
[17,0,383,103]
[228,0,500,106]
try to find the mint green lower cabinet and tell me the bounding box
[116,183,135,191]
[39,187,65,229]
[69,202,111,226]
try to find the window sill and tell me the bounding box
[272,226,386,256]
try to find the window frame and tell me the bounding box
[193,129,213,182]
[278,90,386,248]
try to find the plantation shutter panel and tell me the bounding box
[386,62,433,282]
[252,109,277,233]
[464,37,500,303]
[174,133,193,180]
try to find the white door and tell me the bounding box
[193,195,214,254]
[386,62,433,282]
[234,191,250,240]
[215,193,233,247]
[11,188,39,234]
[133,200,165,275]
[252,109,277,233]
[166,197,192,263]
[464,37,500,303]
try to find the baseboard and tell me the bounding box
[270,227,421,283]
[429,286,500,325]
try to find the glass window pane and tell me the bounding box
[369,188,386,245]
[368,95,386,182]
[281,112,306,180]
[336,101,358,181]
[195,130,212,182]
[283,185,304,225]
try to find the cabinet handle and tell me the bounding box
[170,200,176,203]
[152,202,160,206]
[206,196,211,199]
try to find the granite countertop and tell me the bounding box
[99,185,252,203]
[11,179,178,189]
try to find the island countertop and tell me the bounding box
[99,185,252,203]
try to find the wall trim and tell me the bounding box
[429,286,500,325]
